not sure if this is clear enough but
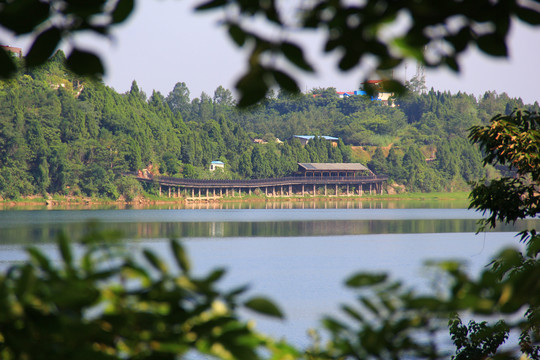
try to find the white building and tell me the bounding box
[209,160,225,171]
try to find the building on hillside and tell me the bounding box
[292,135,339,147]
[361,80,395,106]
[209,160,225,171]
[1,45,22,58]
[334,80,395,106]
[337,91,355,98]
[297,163,374,177]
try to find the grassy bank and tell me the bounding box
[367,191,470,201]
[0,191,471,210]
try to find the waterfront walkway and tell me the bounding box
[132,174,388,199]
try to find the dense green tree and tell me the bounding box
[238,150,253,178]
[166,82,191,120]
[251,146,273,179]
[0,52,526,197]
[368,147,388,175]
[213,85,234,106]
[434,140,459,180]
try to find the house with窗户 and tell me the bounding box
[209,161,225,171]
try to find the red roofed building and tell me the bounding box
[1,45,22,58]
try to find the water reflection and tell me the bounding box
[1,199,537,245]
[1,217,538,245]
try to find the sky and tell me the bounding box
[2,1,540,104]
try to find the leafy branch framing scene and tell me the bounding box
[0,0,539,359]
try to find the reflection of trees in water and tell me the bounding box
[3,219,538,244]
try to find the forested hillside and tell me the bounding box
[1,51,538,200]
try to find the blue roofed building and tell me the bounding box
[209,160,225,171]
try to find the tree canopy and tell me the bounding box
[2,0,540,105]
[3,54,536,199]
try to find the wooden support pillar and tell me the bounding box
[313,184,316,195]
[325,184,327,196]
[265,187,268,196]
[206,188,209,197]
[302,184,304,196]
[335,184,338,196]
[370,184,372,195]
[226,188,229,197]
[359,184,363,196]
[159,186,162,197]
[213,188,215,197]
[347,184,349,196]
[191,188,194,198]
[249,188,252,195]
[168,186,171,198]
[289,185,292,196]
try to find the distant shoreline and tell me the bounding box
[0,191,470,210]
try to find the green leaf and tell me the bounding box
[196,0,227,11]
[205,268,226,283]
[236,66,269,107]
[322,316,348,332]
[58,231,73,269]
[360,297,381,317]
[477,33,507,57]
[88,268,120,281]
[345,273,387,288]
[515,6,540,25]
[281,42,314,72]
[228,24,248,47]
[272,69,300,93]
[15,265,35,300]
[63,0,108,18]
[408,296,445,311]
[225,285,250,301]
[341,304,365,323]
[0,48,17,78]
[379,79,406,95]
[171,239,190,273]
[377,56,402,70]
[338,51,360,71]
[0,0,50,34]
[446,27,471,53]
[66,48,105,76]
[112,0,134,24]
[25,27,62,67]
[445,56,460,72]
[27,247,53,273]
[244,296,284,319]
[143,249,168,273]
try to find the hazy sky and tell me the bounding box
[3,1,540,104]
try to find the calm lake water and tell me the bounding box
[0,199,537,347]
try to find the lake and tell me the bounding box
[0,199,536,347]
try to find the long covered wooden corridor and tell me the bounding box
[132,163,387,200]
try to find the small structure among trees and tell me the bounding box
[209,160,225,171]
[292,135,339,146]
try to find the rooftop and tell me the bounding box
[298,163,369,171]
[293,135,339,141]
